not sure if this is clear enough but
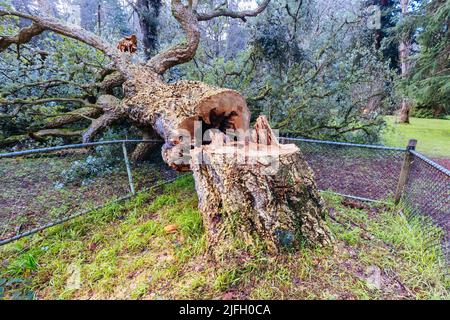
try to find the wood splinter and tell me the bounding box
[190,115,334,258]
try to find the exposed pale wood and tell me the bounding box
[122,80,250,169]
[191,116,334,258]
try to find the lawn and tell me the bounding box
[381,116,450,158]
[0,175,448,300]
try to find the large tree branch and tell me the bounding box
[1,72,125,98]
[29,129,84,141]
[0,129,84,147]
[146,0,200,74]
[40,107,102,130]
[0,22,45,51]
[146,0,270,75]
[197,0,270,22]
[82,95,123,142]
[0,97,98,108]
[0,9,129,76]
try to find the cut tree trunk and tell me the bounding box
[120,73,334,257]
[0,4,333,261]
[190,116,334,258]
[121,78,250,170]
[398,0,411,124]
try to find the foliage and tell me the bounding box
[0,28,110,146]
[394,0,450,116]
[178,0,397,143]
[0,0,447,149]
[0,0,132,149]
[411,106,440,119]
[57,129,127,187]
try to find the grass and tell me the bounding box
[0,150,178,241]
[381,116,450,157]
[0,175,448,300]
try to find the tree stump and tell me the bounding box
[190,117,334,258]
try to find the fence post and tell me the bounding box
[394,139,417,204]
[122,142,135,195]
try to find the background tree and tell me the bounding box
[396,0,449,118]
[398,0,412,123]
[178,0,396,143]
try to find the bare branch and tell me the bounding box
[29,129,84,140]
[0,23,45,51]
[0,134,28,147]
[82,95,123,142]
[0,97,98,108]
[147,0,270,75]
[98,71,126,92]
[146,0,200,74]
[0,9,129,76]
[40,107,102,129]
[197,0,270,22]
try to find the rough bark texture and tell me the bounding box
[398,0,411,124]
[0,1,336,257]
[121,78,250,170]
[190,117,334,258]
[81,94,123,143]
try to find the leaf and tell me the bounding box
[164,224,178,234]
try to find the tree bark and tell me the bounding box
[399,99,411,123]
[136,0,162,58]
[0,1,336,258]
[121,78,250,170]
[398,0,411,124]
[190,117,334,258]
[130,128,161,162]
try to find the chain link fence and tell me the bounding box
[403,150,450,259]
[280,137,406,201]
[0,140,180,245]
[0,137,449,259]
[281,137,449,260]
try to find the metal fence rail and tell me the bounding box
[0,137,448,258]
[281,137,406,201]
[403,150,450,259]
[0,140,178,245]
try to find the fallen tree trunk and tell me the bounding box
[190,117,334,258]
[0,2,334,259]
[122,79,250,170]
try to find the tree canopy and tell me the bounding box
[0,0,448,151]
